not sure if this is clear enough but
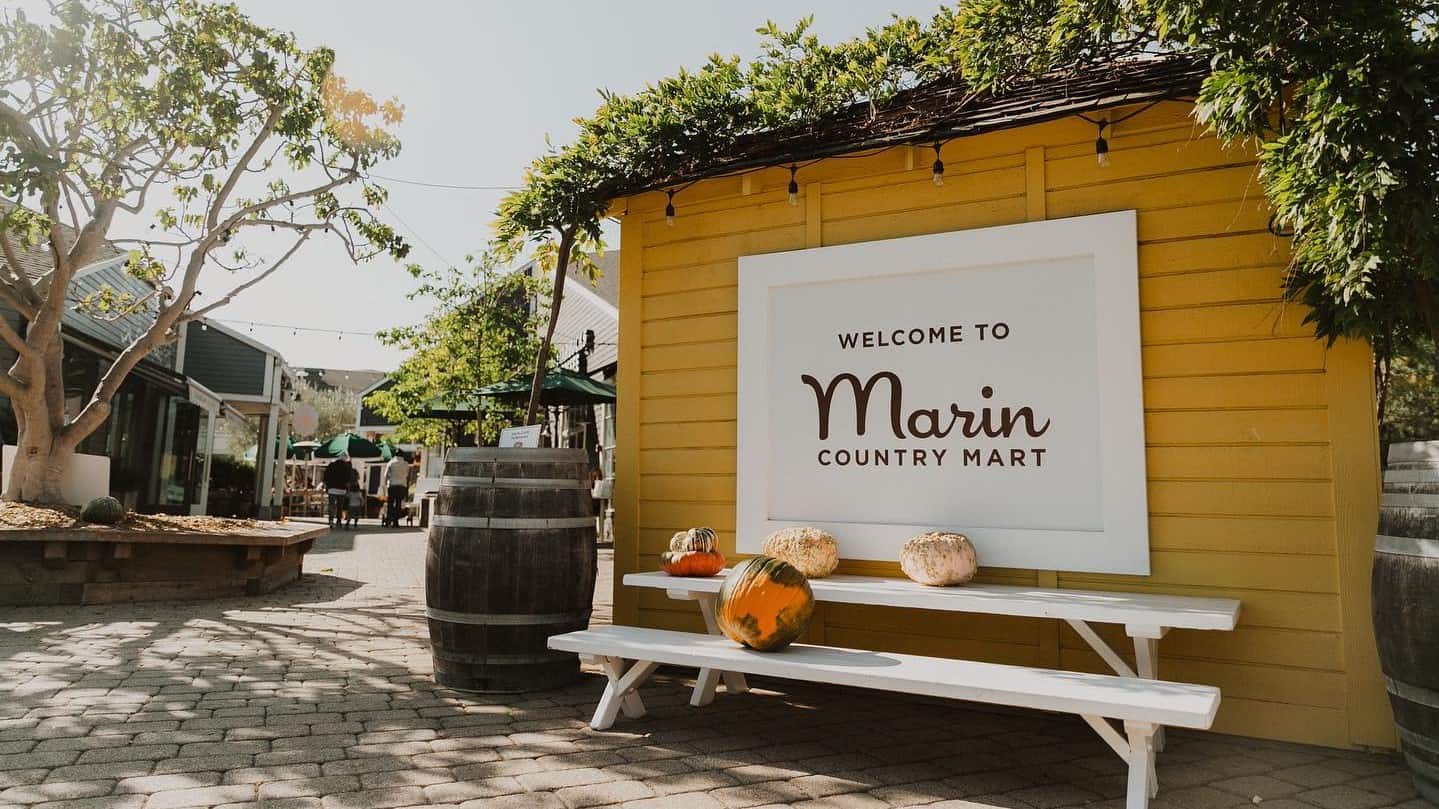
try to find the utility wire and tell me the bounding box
[368,172,519,191]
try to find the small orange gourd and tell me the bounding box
[715,556,814,652]
[660,527,725,577]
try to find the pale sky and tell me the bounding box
[28,2,951,370]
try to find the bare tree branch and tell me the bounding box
[205,105,283,232]
[183,230,313,320]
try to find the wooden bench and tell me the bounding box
[550,625,1220,809]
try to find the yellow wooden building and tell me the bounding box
[604,58,1388,751]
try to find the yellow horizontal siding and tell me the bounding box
[614,101,1385,750]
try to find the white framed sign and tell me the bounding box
[499,425,542,448]
[736,211,1149,575]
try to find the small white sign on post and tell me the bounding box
[736,211,1150,575]
[499,425,543,448]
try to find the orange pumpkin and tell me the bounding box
[661,527,725,576]
[716,556,814,652]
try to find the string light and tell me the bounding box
[787,165,800,206]
[664,190,676,227]
[931,143,945,187]
[1095,119,1111,168]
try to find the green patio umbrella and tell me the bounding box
[313,432,385,459]
[378,441,412,461]
[476,367,616,406]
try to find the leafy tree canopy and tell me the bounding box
[494,3,1439,359]
[367,256,545,447]
[0,0,410,502]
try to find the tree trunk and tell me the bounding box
[526,227,577,424]
[4,422,72,503]
[2,331,79,505]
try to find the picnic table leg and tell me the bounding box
[597,656,647,719]
[589,657,659,731]
[695,595,749,696]
[1123,721,1158,809]
[1131,632,1166,753]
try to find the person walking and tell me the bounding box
[383,452,409,527]
[346,466,363,530]
[323,453,352,528]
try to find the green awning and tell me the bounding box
[476,368,616,406]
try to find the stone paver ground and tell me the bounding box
[0,520,1419,809]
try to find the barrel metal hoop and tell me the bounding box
[1382,492,1439,509]
[1399,726,1439,756]
[440,475,589,489]
[1376,534,1439,559]
[1387,676,1439,710]
[432,650,576,665]
[427,607,585,626]
[431,515,594,530]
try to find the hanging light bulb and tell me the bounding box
[200,323,208,332]
[1095,120,1111,168]
[787,165,800,206]
[931,143,945,187]
[664,190,676,227]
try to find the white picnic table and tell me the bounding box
[624,569,1239,708]
[553,569,1241,809]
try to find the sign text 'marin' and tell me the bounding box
[799,372,1051,442]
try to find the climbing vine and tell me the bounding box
[495,4,1439,368]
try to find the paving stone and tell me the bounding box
[357,769,453,789]
[260,777,363,800]
[618,793,725,809]
[221,764,322,784]
[28,797,146,809]
[457,794,566,809]
[145,784,256,809]
[1297,785,1394,809]
[709,780,812,808]
[556,778,655,807]
[317,786,425,809]
[517,767,619,792]
[647,769,741,795]
[115,772,222,793]
[153,755,255,775]
[74,744,176,764]
[791,794,892,809]
[421,778,522,803]
[215,800,322,809]
[0,780,114,804]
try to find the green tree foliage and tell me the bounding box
[366,256,545,447]
[0,0,409,502]
[495,3,1439,379]
[1381,339,1439,446]
[295,379,359,441]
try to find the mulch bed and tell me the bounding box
[0,502,262,533]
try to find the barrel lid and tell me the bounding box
[445,447,589,462]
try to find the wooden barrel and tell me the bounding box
[426,447,597,693]
[1376,441,1439,803]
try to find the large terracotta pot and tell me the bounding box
[1375,440,1439,803]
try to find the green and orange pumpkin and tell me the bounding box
[660,526,725,577]
[716,556,815,652]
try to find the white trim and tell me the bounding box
[736,210,1150,575]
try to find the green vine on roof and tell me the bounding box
[496,3,1439,402]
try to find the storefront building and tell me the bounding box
[608,60,1388,750]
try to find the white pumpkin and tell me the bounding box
[899,532,978,586]
[761,527,839,578]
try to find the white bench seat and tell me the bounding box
[550,625,1220,809]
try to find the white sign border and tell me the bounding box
[736,210,1149,575]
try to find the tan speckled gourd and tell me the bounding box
[899,531,977,586]
[761,526,839,578]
